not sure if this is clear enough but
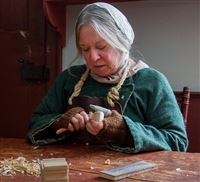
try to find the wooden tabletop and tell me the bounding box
[0,138,200,182]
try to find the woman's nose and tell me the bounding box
[89,49,100,62]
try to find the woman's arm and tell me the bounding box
[105,69,188,153]
[27,71,69,145]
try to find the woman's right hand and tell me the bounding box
[52,107,85,134]
[68,111,90,131]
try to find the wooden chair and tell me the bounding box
[175,86,191,127]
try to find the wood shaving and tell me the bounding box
[33,145,40,150]
[104,159,111,165]
[0,157,40,177]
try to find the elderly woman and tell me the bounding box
[27,2,188,153]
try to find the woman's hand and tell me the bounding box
[85,117,104,135]
[68,111,104,134]
[68,111,89,132]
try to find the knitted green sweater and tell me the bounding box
[27,65,188,153]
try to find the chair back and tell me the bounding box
[175,87,190,127]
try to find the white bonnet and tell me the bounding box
[80,2,135,46]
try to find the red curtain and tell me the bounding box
[43,0,66,47]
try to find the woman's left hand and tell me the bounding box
[85,118,104,135]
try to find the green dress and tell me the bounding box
[27,64,188,153]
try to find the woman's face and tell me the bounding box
[78,25,122,77]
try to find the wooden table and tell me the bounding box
[0,138,200,182]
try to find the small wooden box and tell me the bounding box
[40,158,69,182]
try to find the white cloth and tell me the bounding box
[90,60,149,84]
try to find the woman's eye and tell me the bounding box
[98,45,106,50]
[82,48,89,52]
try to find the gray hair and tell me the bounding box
[75,2,135,61]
